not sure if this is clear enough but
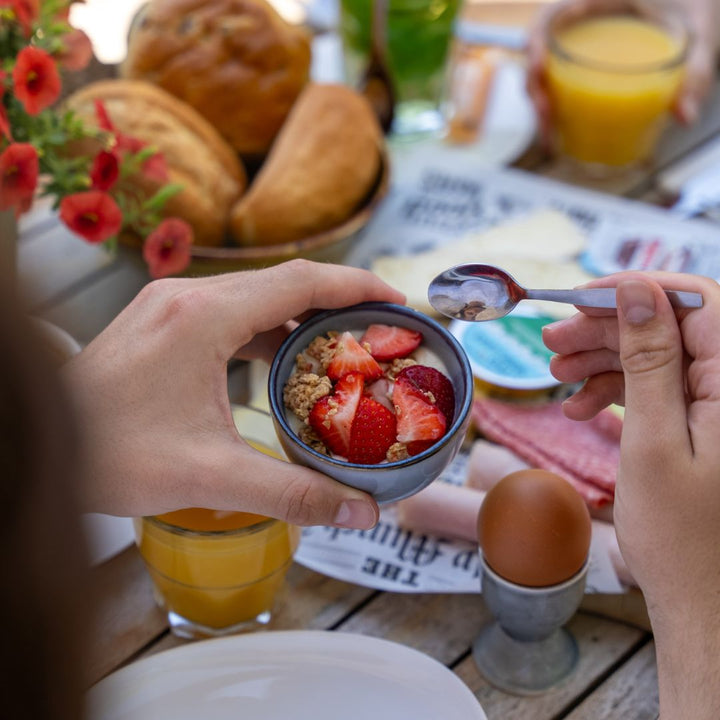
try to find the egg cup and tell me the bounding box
[473,554,588,695]
[268,302,474,504]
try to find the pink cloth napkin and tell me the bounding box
[472,397,621,508]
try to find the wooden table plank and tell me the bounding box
[87,546,167,686]
[133,563,379,661]
[456,613,650,720]
[337,591,493,665]
[580,590,651,633]
[564,641,659,720]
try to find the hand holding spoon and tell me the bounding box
[428,264,704,321]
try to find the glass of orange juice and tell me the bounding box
[133,407,300,639]
[545,0,688,175]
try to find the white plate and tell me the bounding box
[82,513,135,566]
[86,631,487,720]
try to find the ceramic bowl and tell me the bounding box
[268,302,474,504]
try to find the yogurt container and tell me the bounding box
[449,307,560,393]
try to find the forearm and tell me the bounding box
[686,0,720,55]
[652,603,720,719]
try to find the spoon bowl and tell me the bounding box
[428,264,525,321]
[428,263,703,321]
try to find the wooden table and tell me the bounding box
[18,25,720,720]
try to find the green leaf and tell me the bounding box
[143,183,184,211]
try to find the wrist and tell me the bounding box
[649,602,720,719]
[686,0,720,55]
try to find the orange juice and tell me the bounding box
[547,14,686,168]
[135,508,300,634]
[134,427,299,637]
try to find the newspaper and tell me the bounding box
[343,146,720,277]
[295,450,623,594]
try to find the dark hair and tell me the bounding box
[0,284,90,720]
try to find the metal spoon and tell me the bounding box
[359,0,395,134]
[428,263,704,321]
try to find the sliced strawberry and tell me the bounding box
[360,324,423,361]
[326,331,382,382]
[347,397,397,464]
[364,377,394,413]
[392,375,447,453]
[406,439,435,456]
[308,372,364,457]
[396,365,455,423]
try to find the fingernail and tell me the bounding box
[543,319,567,332]
[334,500,377,529]
[617,280,656,325]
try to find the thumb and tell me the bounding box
[195,440,380,530]
[616,279,689,467]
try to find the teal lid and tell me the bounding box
[449,309,559,390]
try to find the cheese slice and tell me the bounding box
[371,209,592,318]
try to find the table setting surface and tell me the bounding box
[15,2,720,718]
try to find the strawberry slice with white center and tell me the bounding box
[308,372,364,457]
[396,365,455,423]
[393,375,447,454]
[326,331,382,382]
[359,324,423,361]
[347,397,397,464]
[364,377,394,413]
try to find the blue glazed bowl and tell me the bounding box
[268,302,473,504]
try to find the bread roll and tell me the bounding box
[65,79,246,246]
[121,0,311,158]
[230,83,384,246]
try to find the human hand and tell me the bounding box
[527,0,718,145]
[62,260,405,529]
[543,272,720,717]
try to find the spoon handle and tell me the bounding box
[525,287,703,309]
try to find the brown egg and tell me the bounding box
[477,469,592,587]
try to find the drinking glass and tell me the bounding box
[133,407,300,639]
[545,0,688,176]
[339,0,462,138]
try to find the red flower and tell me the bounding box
[0,107,10,141]
[90,150,120,191]
[0,142,38,217]
[93,100,170,184]
[140,151,169,185]
[12,46,61,115]
[94,99,115,133]
[56,28,94,71]
[143,218,193,279]
[59,191,123,244]
[0,0,40,36]
[0,71,11,141]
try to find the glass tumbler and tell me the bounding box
[134,406,300,639]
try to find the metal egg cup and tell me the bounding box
[473,554,588,696]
